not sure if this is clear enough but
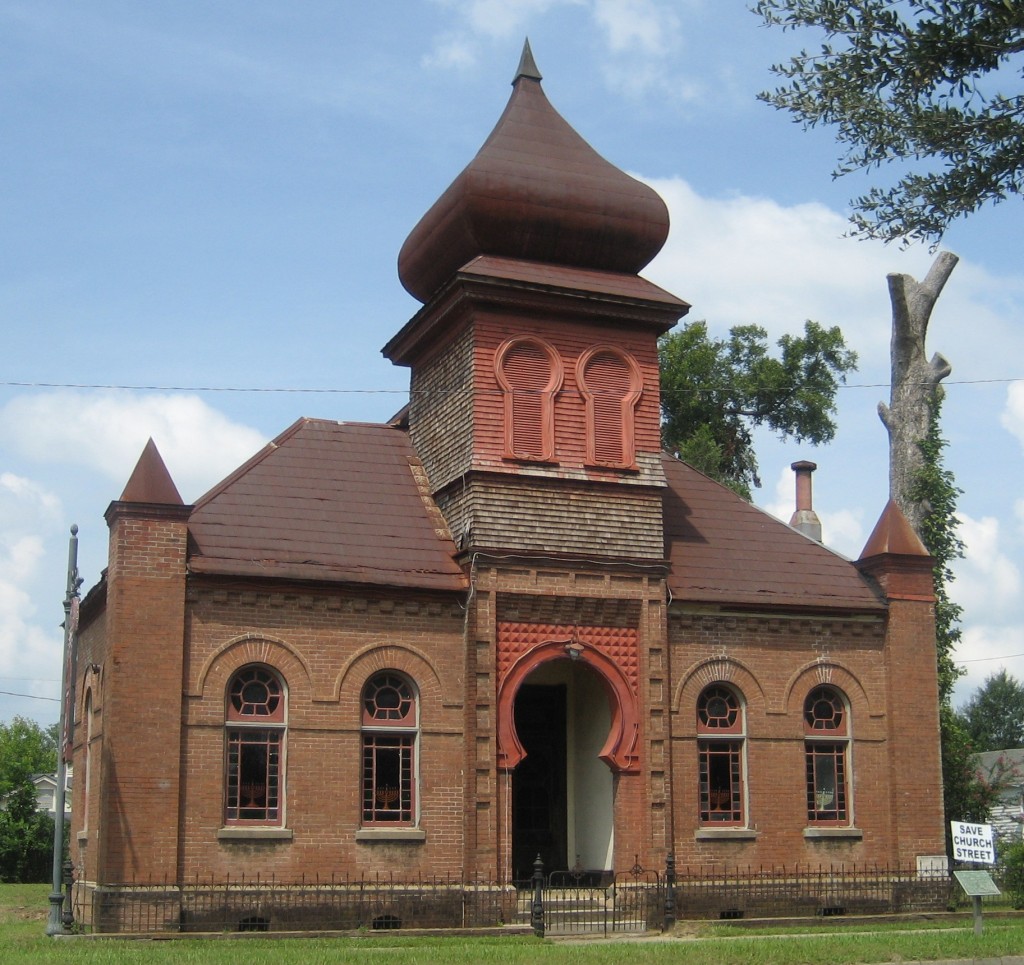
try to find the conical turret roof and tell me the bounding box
[119,438,183,505]
[397,41,670,303]
[858,499,930,559]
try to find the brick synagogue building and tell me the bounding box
[68,46,947,932]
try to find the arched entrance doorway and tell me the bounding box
[510,660,614,879]
[497,640,639,882]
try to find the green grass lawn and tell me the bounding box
[3,883,1023,964]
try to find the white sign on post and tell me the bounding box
[950,821,995,864]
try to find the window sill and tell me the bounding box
[355,827,426,842]
[803,827,863,840]
[217,827,293,841]
[695,828,760,841]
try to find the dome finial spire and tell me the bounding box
[513,37,542,84]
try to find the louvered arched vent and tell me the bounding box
[577,347,642,469]
[495,337,563,462]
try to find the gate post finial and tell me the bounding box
[531,854,545,937]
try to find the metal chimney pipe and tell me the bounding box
[789,460,822,542]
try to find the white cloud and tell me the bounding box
[1001,382,1024,450]
[0,478,64,711]
[422,36,478,70]
[953,624,1024,710]
[643,177,940,361]
[952,512,1021,620]
[0,391,267,503]
[424,0,697,101]
[467,0,577,39]
[426,0,582,49]
[0,394,267,723]
[0,472,62,530]
[0,543,58,698]
[943,510,1024,708]
[593,0,681,56]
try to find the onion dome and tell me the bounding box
[398,41,670,304]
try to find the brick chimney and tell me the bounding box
[789,460,822,542]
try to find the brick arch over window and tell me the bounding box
[494,336,563,462]
[333,642,449,717]
[673,656,765,726]
[782,661,875,720]
[194,633,313,705]
[76,668,103,718]
[496,639,640,773]
[576,346,642,468]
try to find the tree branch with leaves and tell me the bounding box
[755,0,1024,245]
[659,319,857,498]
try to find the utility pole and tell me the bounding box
[47,525,81,936]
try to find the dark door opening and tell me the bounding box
[511,684,567,881]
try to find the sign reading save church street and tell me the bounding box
[950,821,995,864]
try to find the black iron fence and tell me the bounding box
[536,860,663,935]
[671,864,954,921]
[76,873,523,934]
[72,861,961,935]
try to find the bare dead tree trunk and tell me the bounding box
[877,251,958,536]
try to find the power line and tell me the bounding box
[0,690,59,702]
[2,377,1022,395]
[0,381,406,394]
[956,652,1024,664]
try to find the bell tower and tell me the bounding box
[384,43,689,879]
[384,41,689,561]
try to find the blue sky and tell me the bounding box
[3,0,1023,727]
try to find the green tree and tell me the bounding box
[659,319,857,498]
[755,0,1024,245]
[961,669,1024,751]
[903,394,1000,848]
[0,717,59,883]
[907,394,964,704]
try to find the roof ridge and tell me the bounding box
[191,419,307,509]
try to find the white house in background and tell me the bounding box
[977,749,1024,843]
[32,768,72,822]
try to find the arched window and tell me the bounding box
[225,665,286,826]
[83,691,93,832]
[495,336,563,462]
[361,672,419,826]
[577,347,642,469]
[696,684,745,825]
[804,686,850,825]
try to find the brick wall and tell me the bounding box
[98,503,189,884]
[177,580,469,881]
[666,605,945,868]
[77,533,946,905]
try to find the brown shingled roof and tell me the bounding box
[662,454,884,613]
[188,419,467,593]
[397,54,670,303]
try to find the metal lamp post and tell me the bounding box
[47,525,80,936]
